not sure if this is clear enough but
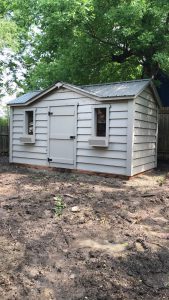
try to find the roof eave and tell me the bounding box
[133,79,162,107]
[149,81,162,107]
[134,79,151,98]
[7,82,64,106]
[8,95,135,107]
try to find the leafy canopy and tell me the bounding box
[5,0,169,90]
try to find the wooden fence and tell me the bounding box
[0,125,9,154]
[158,108,169,160]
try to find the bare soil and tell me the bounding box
[1,159,169,299]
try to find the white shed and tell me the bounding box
[8,79,161,177]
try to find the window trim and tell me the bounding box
[25,110,34,135]
[89,105,110,147]
[20,108,36,144]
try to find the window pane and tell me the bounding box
[27,111,33,135]
[96,108,106,137]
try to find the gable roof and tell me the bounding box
[80,79,151,98]
[8,90,42,105]
[8,79,161,106]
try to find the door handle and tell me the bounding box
[70,136,75,139]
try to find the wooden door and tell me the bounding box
[48,106,76,167]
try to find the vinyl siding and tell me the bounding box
[11,106,49,166]
[76,101,128,175]
[11,89,86,167]
[132,88,158,175]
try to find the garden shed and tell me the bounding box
[8,79,161,177]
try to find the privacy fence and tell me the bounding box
[158,108,169,160]
[0,125,9,154]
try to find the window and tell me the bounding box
[88,105,109,147]
[20,109,36,144]
[26,111,34,135]
[95,108,106,137]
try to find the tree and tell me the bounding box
[0,1,20,98]
[0,0,18,50]
[9,0,169,89]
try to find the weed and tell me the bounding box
[157,175,166,186]
[69,174,77,182]
[54,195,65,216]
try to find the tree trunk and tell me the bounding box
[142,61,160,79]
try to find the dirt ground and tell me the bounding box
[1,158,169,300]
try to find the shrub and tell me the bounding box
[0,117,8,126]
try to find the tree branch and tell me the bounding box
[86,27,133,63]
[85,25,116,47]
[111,49,133,63]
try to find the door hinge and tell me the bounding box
[48,111,53,116]
[70,136,76,139]
[48,158,52,162]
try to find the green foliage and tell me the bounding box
[0,0,21,51]
[0,104,9,124]
[0,19,18,50]
[0,1,21,96]
[4,0,169,89]
[0,117,8,126]
[54,195,65,216]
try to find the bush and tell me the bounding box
[0,117,8,126]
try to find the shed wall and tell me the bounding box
[132,88,158,175]
[76,101,129,175]
[10,88,129,175]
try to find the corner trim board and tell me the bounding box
[126,99,135,176]
[9,107,13,163]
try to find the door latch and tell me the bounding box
[48,158,52,162]
[70,136,75,139]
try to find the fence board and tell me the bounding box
[158,109,169,160]
[0,125,9,154]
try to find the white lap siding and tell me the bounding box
[76,101,128,175]
[11,107,48,166]
[132,88,158,175]
[11,89,98,167]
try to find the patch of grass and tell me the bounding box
[54,195,65,216]
[69,174,77,181]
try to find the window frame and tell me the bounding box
[25,110,34,135]
[89,105,110,147]
[21,108,36,143]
